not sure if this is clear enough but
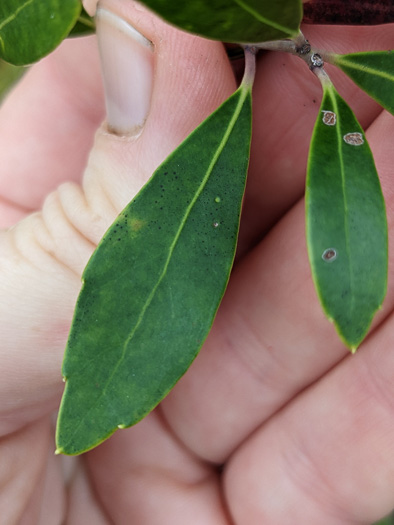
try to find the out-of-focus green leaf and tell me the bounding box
[374,513,394,525]
[137,0,302,43]
[68,7,95,37]
[0,0,81,65]
[306,84,387,351]
[56,73,253,456]
[333,51,394,115]
[0,59,25,101]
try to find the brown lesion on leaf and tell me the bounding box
[343,132,364,146]
[322,110,337,126]
[322,248,337,262]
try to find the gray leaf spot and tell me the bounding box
[322,248,337,262]
[343,132,364,146]
[212,221,219,228]
[322,110,336,126]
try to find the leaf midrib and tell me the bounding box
[121,88,248,356]
[232,0,296,34]
[338,54,394,83]
[327,87,356,317]
[0,0,35,31]
[62,86,249,448]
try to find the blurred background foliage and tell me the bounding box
[376,514,394,525]
[0,59,26,103]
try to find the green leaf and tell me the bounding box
[68,7,95,37]
[0,0,82,65]
[137,0,302,43]
[333,51,394,115]
[56,82,253,455]
[374,515,394,525]
[305,84,387,351]
[0,59,25,101]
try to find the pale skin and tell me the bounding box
[1,1,394,523]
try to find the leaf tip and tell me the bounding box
[350,345,358,354]
[54,447,64,456]
[118,424,126,429]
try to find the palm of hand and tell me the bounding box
[1,5,394,523]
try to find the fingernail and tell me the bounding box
[96,7,154,136]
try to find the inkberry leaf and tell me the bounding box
[0,0,81,65]
[333,51,394,115]
[306,84,387,351]
[56,65,254,455]
[137,0,302,43]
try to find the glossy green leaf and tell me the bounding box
[56,82,253,455]
[137,0,302,43]
[0,0,81,65]
[333,51,394,115]
[306,84,387,351]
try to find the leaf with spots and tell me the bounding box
[56,53,255,455]
[305,84,388,351]
[332,51,394,115]
[137,0,302,43]
[0,0,82,65]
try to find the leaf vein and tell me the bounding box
[339,56,394,83]
[232,0,296,35]
[0,0,35,32]
[329,88,356,315]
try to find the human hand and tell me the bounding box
[1,0,394,523]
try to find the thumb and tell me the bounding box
[0,0,235,434]
[81,0,237,234]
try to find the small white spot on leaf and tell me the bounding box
[213,221,219,228]
[322,110,336,126]
[343,132,364,146]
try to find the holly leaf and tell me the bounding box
[137,0,302,43]
[56,76,253,456]
[333,51,394,115]
[0,0,81,65]
[306,84,387,351]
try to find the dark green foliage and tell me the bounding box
[334,51,394,115]
[137,0,302,42]
[56,83,253,455]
